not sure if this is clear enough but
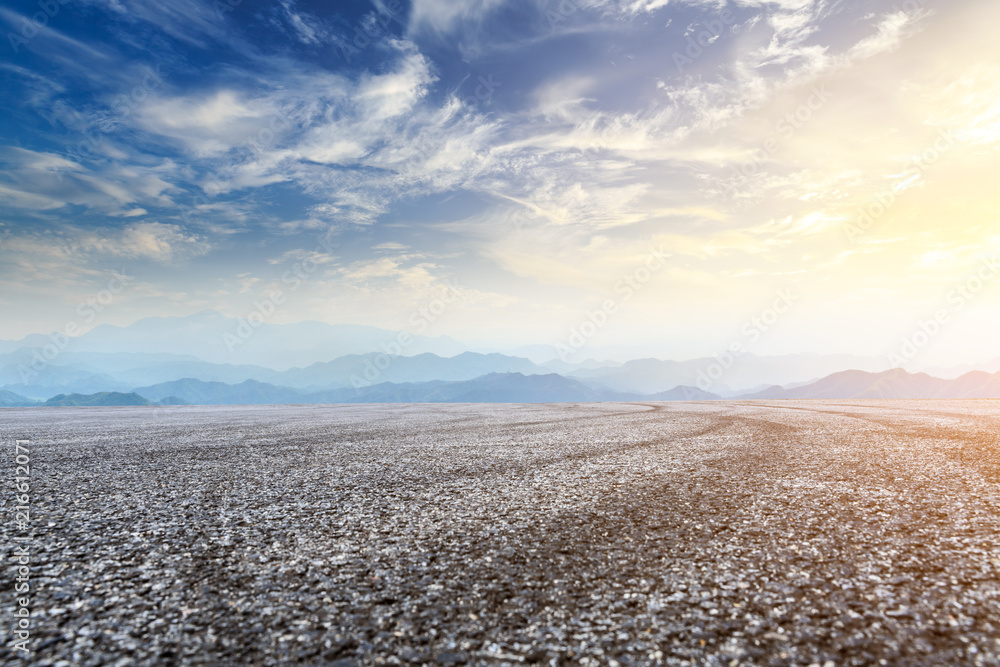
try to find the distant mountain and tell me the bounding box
[743,368,1000,399]
[570,353,889,395]
[921,357,1000,380]
[307,380,453,403]
[504,345,623,368]
[105,358,285,387]
[276,351,544,389]
[424,372,623,403]
[0,363,133,400]
[132,373,621,405]
[15,366,1000,406]
[0,390,38,407]
[156,396,191,405]
[538,358,623,374]
[310,372,641,403]
[35,368,1000,405]
[8,309,1000,403]
[0,350,561,399]
[0,311,467,369]
[20,351,286,387]
[34,351,207,374]
[44,392,152,406]
[1,347,547,389]
[131,372,732,405]
[0,349,288,392]
[571,357,699,394]
[504,344,565,364]
[135,379,305,405]
[647,386,720,401]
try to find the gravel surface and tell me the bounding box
[3,400,1000,666]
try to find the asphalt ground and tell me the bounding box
[2,400,1000,665]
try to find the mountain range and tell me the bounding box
[4,368,1000,407]
[1,312,999,406]
[0,374,718,406]
[1,391,183,407]
[746,368,1000,400]
[0,310,467,369]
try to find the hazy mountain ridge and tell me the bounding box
[7,368,1000,407]
[130,373,719,405]
[134,379,304,405]
[0,311,466,369]
[745,368,1000,400]
[43,392,152,407]
[2,313,999,404]
[276,351,543,389]
[0,389,38,407]
[0,344,902,399]
[570,353,891,395]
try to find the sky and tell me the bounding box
[0,0,998,366]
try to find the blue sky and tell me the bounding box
[1,0,999,365]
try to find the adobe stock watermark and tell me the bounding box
[581,117,625,155]
[17,271,132,384]
[888,252,999,368]
[555,247,670,362]
[509,206,539,232]
[224,229,340,352]
[844,127,956,243]
[213,0,245,20]
[56,66,163,180]
[181,107,294,225]
[672,10,738,73]
[720,85,833,202]
[544,0,602,31]
[462,73,501,110]
[404,63,500,160]
[695,288,797,393]
[223,292,287,353]
[6,0,69,54]
[336,0,403,63]
[10,439,33,655]
[893,0,930,19]
[350,280,463,388]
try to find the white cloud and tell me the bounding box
[0,147,178,215]
[279,0,325,45]
[407,0,507,36]
[845,9,928,61]
[120,41,501,226]
[620,0,672,15]
[135,89,281,158]
[84,0,240,51]
[534,76,598,123]
[113,222,210,261]
[0,7,112,61]
[0,221,210,294]
[296,46,436,165]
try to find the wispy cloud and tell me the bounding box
[407,0,507,37]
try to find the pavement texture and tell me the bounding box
[2,400,1000,666]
